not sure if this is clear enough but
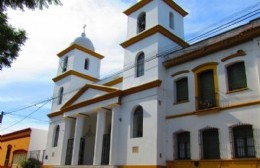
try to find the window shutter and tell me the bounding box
[198,70,216,109]
[229,126,235,158]
[176,78,188,102]
[227,62,247,91]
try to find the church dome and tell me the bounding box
[72,33,95,51]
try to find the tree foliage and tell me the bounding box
[0,0,61,70]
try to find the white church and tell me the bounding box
[43,0,260,168]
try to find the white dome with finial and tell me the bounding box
[72,32,95,51]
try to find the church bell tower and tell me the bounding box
[121,0,189,89]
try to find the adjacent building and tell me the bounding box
[0,128,48,168]
[44,0,260,168]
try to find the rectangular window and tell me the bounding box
[227,62,247,91]
[202,128,220,159]
[233,125,255,158]
[169,12,174,29]
[176,132,190,160]
[176,78,188,103]
[198,70,216,110]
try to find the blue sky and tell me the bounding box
[0,0,259,134]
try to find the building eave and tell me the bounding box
[57,44,104,60]
[164,25,260,69]
[120,25,189,48]
[52,70,99,83]
[0,128,31,142]
[163,0,188,17]
[123,0,153,16]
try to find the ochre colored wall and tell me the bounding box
[0,130,31,168]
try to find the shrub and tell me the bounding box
[21,158,42,168]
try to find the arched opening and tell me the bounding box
[136,52,145,77]
[133,106,143,138]
[137,12,146,33]
[53,125,60,147]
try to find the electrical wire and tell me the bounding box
[2,4,259,119]
[0,100,51,132]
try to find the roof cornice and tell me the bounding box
[163,0,188,17]
[0,128,31,142]
[52,70,99,83]
[57,44,104,60]
[164,26,260,68]
[121,25,189,48]
[123,0,152,16]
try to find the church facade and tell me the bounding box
[43,0,260,168]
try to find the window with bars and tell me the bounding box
[133,106,143,138]
[58,87,64,105]
[53,125,60,147]
[201,128,220,159]
[136,52,145,77]
[176,77,188,103]
[198,70,216,110]
[227,62,247,91]
[176,132,190,160]
[137,12,146,33]
[233,125,255,158]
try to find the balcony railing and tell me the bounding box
[197,96,216,110]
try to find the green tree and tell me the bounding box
[0,0,61,70]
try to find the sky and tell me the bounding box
[0,0,259,134]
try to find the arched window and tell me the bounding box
[58,87,64,105]
[136,52,145,77]
[84,58,89,70]
[53,125,60,147]
[133,106,143,138]
[137,12,146,33]
[169,12,174,29]
[62,56,68,72]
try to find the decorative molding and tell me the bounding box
[48,80,162,118]
[192,62,219,72]
[122,79,162,96]
[57,44,104,59]
[61,83,119,109]
[52,70,99,83]
[104,77,123,86]
[163,0,188,17]
[0,128,31,142]
[121,25,189,48]
[123,0,153,16]
[221,50,246,62]
[171,70,189,78]
[166,100,260,120]
[164,26,260,68]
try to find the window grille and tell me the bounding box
[176,131,190,160]
[201,128,220,159]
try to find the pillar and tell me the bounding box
[60,117,73,165]
[71,115,85,165]
[93,109,106,165]
[109,105,120,165]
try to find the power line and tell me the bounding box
[0,100,51,132]
[3,5,259,117]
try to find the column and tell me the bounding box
[93,109,106,165]
[71,115,85,165]
[60,117,72,165]
[109,105,120,165]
